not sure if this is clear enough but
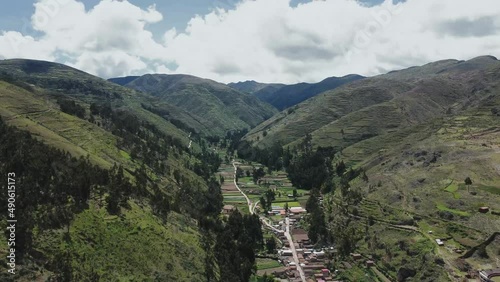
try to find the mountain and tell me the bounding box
[114,74,278,136]
[228,80,286,95]
[242,56,500,279]
[252,83,287,100]
[108,75,140,86]
[255,74,364,110]
[245,56,500,149]
[244,55,500,228]
[0,59,225,281]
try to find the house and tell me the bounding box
[313,250,326,258]
[366,260,375,267]
[435,239,444,246]
[271,268,287,277]
[351,253,362,260]
[315,274,325,280]
[290,207,307,214]
[479,207,490,213]
[222,205,236,214]
[303,264,325,271]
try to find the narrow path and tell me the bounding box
[285,217,306,282]
[231,160,306,282]
[232,161,253,213]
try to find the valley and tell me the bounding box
[0,56,499,282]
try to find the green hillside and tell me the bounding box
[242,56,500,279]
[0,59,225,281]
[257,74,365,110]
[120,74,278,136]
[228,80,285,95]
[246,56,499,149]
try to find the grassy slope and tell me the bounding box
[0,59,191,144]
[246,78,411,147]
[0,60,209,281]
[227,80,286,95]
[124,74,278,135]
[260,74,365,110]
[345,62,500,278]
[30,202,204,282]
[245,57,499,148]
[245,56,500,279]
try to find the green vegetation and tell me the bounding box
[121,74,277,136]
[232,75,364,110]
[436,203,470,217]
[256,259,281,270]
[2,54,500,282]
[478,185,500,195]
[444,181,461,199]
[0,116,209,281]
[271,201,301,208]
[0,59,260,281]
[215,211,263,282]
[241,56,500,280]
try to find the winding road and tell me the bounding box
[231,161,306,282]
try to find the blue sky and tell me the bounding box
[0,0,497,83]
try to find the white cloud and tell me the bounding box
[0,31,55,61]
[0,0,499,82]
[164,0,500,83]
[0,0,170,77]
[70,50,147,78]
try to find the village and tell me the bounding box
[218,157,500,282]
[218,160,380,282]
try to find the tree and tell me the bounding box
[265,189,276,211]
[286,146,334,190]
[321,176,335,194]
[173,169,182,184]
[259,273,276,282]
[284,202,289,213]
[236,167,244,181]
[260,197,267,212]
[464,177,472,193]
[306,189,327,244]
[336,160,346,176]
[215,210,262,282]
[292,188,298,199]
[301,133,313,155]
[253,167,265,184]
[204,178,223,217]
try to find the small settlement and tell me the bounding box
[265,206,339,281]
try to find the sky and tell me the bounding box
[0,0,499,83]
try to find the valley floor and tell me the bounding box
[218,157,500,282]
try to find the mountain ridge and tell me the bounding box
[117,73,278,136]
[0,58,226,281]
